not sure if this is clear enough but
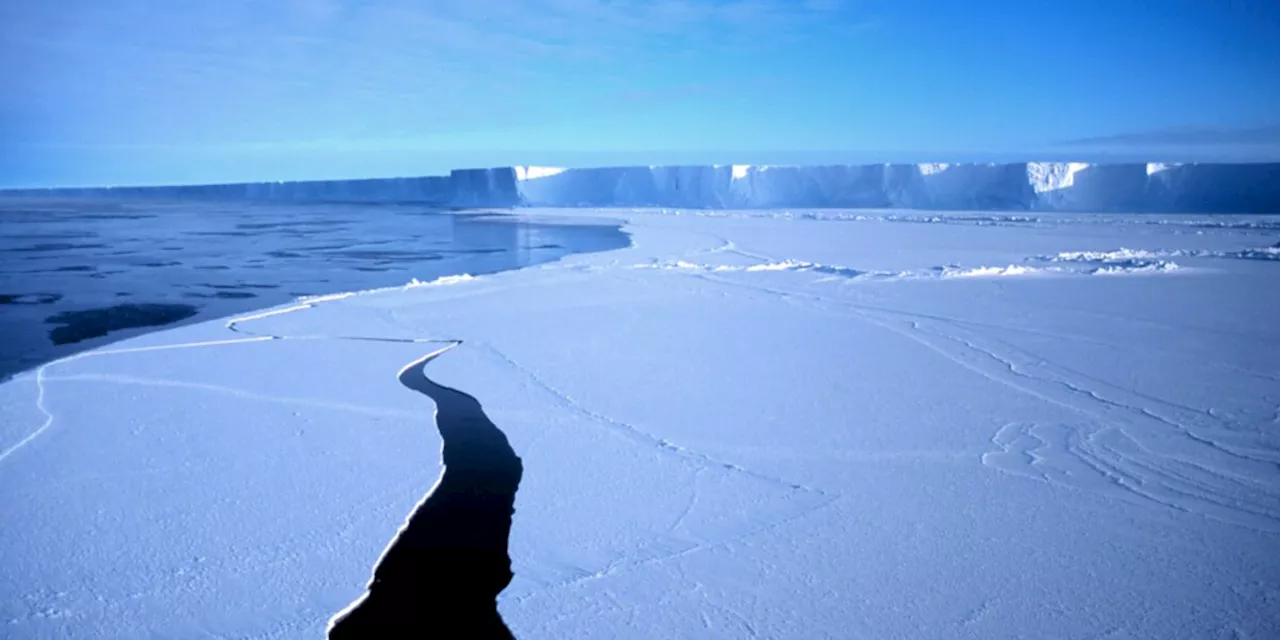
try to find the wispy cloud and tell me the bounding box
[4,0,871,78]
[2,0,874,147]
[1059,124,1280,147]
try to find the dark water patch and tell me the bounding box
[0,200,631,380]
[236,220,355,230]
[87,270,128,279]
[301,244,362,252]
[8,232,100,240]
[185,291,258,300]
[0,216,52,223]
[6,242,110,253]
[299,240,399,252]
[328,250,447,261]
[0,293,63,305]
[12,212,157,221]
[0,213,126,224]
[329,347,520,639]
[535,243,563,249]
[135,261,184,268]
[201,283,280,290]
[442,248,507,255]
[44,303,200,345]
[74,214,158,221]
[183,230,255,237]
[54,265,97,272]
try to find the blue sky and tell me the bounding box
[3,0,1279,187]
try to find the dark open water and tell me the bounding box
[0,198,629,381]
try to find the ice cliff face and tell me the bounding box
[511,163,1280,212]
[9,163,1280,213]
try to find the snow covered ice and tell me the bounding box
[1,204,1279,638]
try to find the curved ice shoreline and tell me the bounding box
[0,202,631,384]
[11,162,1280,213]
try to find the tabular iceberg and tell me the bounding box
[8,163,1279,213]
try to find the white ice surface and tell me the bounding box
[2,209,1279,638]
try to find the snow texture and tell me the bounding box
[2,207,1279,639]
[7,162,1280,212]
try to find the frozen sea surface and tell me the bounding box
[1,207,1278,638]
[0,198,628,380]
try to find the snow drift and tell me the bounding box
[9,163,1280,212]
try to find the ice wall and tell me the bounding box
[513,163,1280,212]
[6,176,457,204]
[7,163,1279,213]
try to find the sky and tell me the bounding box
[2,0,1279,187]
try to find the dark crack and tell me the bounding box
[329,344,522,639]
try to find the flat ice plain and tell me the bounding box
[2,206,1278,638]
